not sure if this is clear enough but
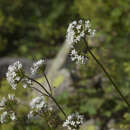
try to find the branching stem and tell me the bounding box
[28,86,49,97]
[43,72,53,95]
[26,76,67,118]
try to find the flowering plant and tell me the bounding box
[0,19,129,130]
[66,19,129,108]
[0,58,83,130]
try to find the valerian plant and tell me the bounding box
[0,58,84,130]
[66,19,130,107]
[0,19,129,130]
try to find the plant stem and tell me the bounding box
[43,72,53,95]
[27,76,67,118]
[83,38,130,107]
[28,86,49,97]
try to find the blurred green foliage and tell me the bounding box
[73,0,130,128]
[0,0,130,129]
[0,80,52,130]
[0,0,76,58]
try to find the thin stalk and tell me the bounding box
[28,86,49,97]
[43,72,52,95]
[83,38,130,107]
[26,76,67,118]
[31,56,52,96]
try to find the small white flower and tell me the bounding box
[71,49,77,55]
[15,77,20,81]
[21,78,32,88]
[90,29,96,37]
[0,97,7,107]
[31,59,45,75]
[28,111,34,119]
[8,94,14,100]
[0,95,17,123]
[23,84,27,88]
[85,20,90,28]
[0,111,8,123]
[10,112,16,121]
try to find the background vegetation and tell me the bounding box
[0,0,130,129]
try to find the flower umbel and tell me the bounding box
[0,94,17,123]
[30,96,46,111]
[0,111,8,123]
[31,59,45,75]
[66,19,95,64]
[6,61,23,89]
[6,61,33,89]
[0,111,16,123]
[63,113,84,130]
[28,96,48,119]
[66,20,95,45]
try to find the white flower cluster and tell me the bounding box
[63,113,84,130]
[0,97,6,108]
[0,94,15,107]
[6,61,32,89]
[66,20,95,64]
[31,59,45,75]
[30,96,45,110]
[21,78,32,88]
[66,20,95,45]
[6,59,46,89]
[70,49,88,64]
[0,94,16,123]
[28,96,47,119]
[6,61,23,89]
[0,111,16,123]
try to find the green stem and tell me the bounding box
[43,72,53,95]
[83,38,130,107]
[28,86,49,97]
[26,76,67,118]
